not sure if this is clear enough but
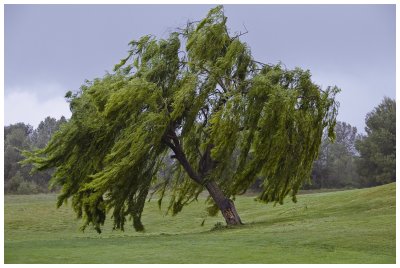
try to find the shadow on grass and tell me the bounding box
[204,214,307,234]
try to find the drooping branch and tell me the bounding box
[201,66,228,93]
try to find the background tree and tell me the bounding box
[23,6,339,232]
[5,123,33,193]
[355,97,396,186]
[29,116,67,189]
[4,117,66,194]
[308,121,359,189]
[31,116,67,149]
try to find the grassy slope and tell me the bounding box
[4,183,395,264]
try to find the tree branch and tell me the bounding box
[161,136,176,151]
[201,66,228,93]
[162,131,202,184]
[201,106,209,127]
[230,27,249,41]
[198,143,215,177]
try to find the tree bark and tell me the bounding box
[205,181,243,225]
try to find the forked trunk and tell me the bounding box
[161,131,242,225]
[205,181,243,225]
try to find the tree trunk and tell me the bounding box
[205,181,243,225]
[161,131,242,226]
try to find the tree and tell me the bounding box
[28,116,67,189]
[23,6,339,232]
[355,97,395,186]
[4,117,66,194]
[31,116,67,149]
[309,121,359,189]
[4,123,33,193]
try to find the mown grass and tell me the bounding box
[4,183,396,263]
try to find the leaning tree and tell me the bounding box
[23,6,339,232]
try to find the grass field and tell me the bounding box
[4,183,396,264]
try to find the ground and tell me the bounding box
[4,183,396,263]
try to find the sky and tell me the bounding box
[4,4,396,133]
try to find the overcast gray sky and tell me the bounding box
[4,4,396,133]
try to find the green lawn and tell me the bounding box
[4,183,396,263]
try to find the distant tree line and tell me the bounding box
[4,97,395,194]
[4,116,66,194]
[307,97,396,189]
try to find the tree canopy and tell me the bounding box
[5,117,66,194]
[309,121,359,189]
[356,97,396,186]
[23,6,339,233]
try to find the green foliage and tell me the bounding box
[355,97,396,186]
[4,123,32,192]
[7,171,25,193]
[31,116,67,149]
[8,171,40,195]
[309,121,360,189]
[23,5,339,232]
[16,179,40,195]
[4,118,66,194]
